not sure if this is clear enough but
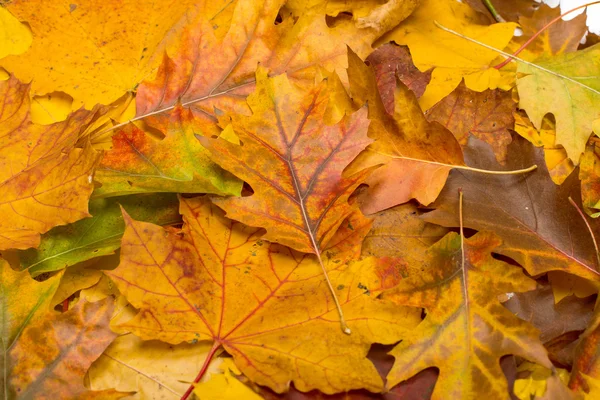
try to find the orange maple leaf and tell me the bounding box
[108,196,421,394]
[0,76,101,250]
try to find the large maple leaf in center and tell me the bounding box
[198,68,372,254]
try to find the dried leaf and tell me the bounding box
[379,0,517,110]
[0,76,101,250]
[18,194,181,276]
[345,50,464,213]
[8,298,126,399]
[1,258,61,397]
[365,44,432,112]
[581,140,600,217]
[385,231,551,399]
[424,135,600,283]
[426,81,516,163]
[108,196,421,393]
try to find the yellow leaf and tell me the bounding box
[194,359,263,400]
[108,197,421,393]
[380,0,516,110]
[88,333,220,399]
[0,8,31,59]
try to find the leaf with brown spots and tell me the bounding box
[7,298,128,399]
[385,230,551,399]
[108,196,421,394]
[426,81,516,164]
[0,76,101,250]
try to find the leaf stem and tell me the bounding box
[568,196,600,269]
[433,21,600,97]
[181,342,221,400]
[385,154,537,175]
[459,188,465,266]
[315,251,351,334]
[494,1,600,69]
[482,0,506,23]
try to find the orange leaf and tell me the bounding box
[8,298,127,399]
[135,0,383,124]
[199,68,371,255]
[385,231,551,399]
[344,50,464,214]
[0,76,101,250]
[1,258,61,397]
[108,197,421,393]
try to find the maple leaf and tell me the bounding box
[1,258,61,398]
[88,333,218,399]
[134,0,390,125]
[379,0,517,110]
[0,76,101,250]
[516,43,600,163]
[94,106,242,197]
[343,50,464,214]
[384,230,551,399]
[108,196,421,394]
[426,81,516,164]
[0,0,219,108]
[424,135,600,283]
[194,358,264,400]
[8,297,126,399]
[18,193,180,276]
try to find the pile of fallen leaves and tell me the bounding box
[4,0,600,398]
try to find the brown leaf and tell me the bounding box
[424,134,600,283]
[365,44,431,113]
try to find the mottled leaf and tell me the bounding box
[0,76,100,250]
[1,259,61,398]
[199,68,371,254]
[426,81,516,163]
[94,106,241,197]
[8,298,125,399]
[385,231,551,399]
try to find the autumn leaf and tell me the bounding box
[88,333,220,399]
[0,75,101,250]
[343,49,464,213]
[365,44,432,113]
[194,358,264,400]
[581,140,600,217]
[379,0,517,110]
[0,8,31,60]
[426,81,516,163]
[0,0,223,108]
[424,135,600,283]
[517,43,600,163]
[1,258,61,398]
[7,297,126,399]
[463,0,536,23]
[18,194,180,276]
[384,230,551,399]
[108,196,421,394]
[94,106,242,197]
